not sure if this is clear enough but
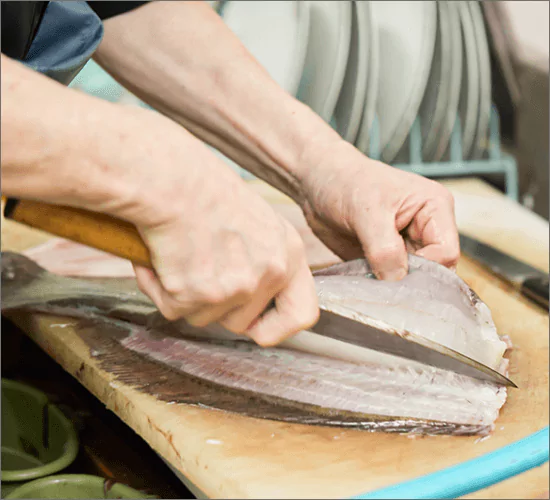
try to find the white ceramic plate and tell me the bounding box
[216,1,310,179]
[432,1,463,162]
[369,1,437,163]
[333,1,370,144]
[355,1,380,155]
[455,1,480,159]
[418,1,453,161]
[296,1,352,121]
[469,0,492,159]
[222,1,310,96]
[393,1,453,164]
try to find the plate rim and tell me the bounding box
[469,0,492,160]
[355,1,380,155]
[381,1,438,163]
[333,0,370,144]
[222,0,310,97]
[419,1,454,161]
[456,0,481,159]
[297,0,352,122]
[432,1,464,162]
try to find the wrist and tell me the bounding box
[82,105,190,227]
[208,66,344,204]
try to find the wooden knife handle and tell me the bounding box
[3,198,153,269]
[521,276,549,310]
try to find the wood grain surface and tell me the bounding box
[2,178,548,499]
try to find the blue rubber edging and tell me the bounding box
[351,427,549,499]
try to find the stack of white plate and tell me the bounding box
[221,0,492,166]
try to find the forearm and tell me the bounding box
[94,1,341,205]
[1,55,196,226]
[1,55,127,210]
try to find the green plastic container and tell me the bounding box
[4,475,152,499]
[1,379,79,488]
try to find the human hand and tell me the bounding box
[115,111,319,346]
[2,54,321,346]
[299,140,460,280]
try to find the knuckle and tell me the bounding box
[264,259,287,285]
[160,276,185,296]
[187,279,226,305]
[429,182,455,206]
[200,286,227,305]
[222,271,258,299]
[444,189,455,206]
[234,275,259,297]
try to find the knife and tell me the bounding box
[3,198,516,386]
[459,233,549,310]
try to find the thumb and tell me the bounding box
[355,211,408,281]
[245,262,319,347]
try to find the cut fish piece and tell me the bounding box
[311,257,508,371]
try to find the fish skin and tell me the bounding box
[1,252,510,436]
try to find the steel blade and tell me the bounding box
[312,307,517,387]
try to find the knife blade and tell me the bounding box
[3,198,516,386]
[310,308,516,387]
[145,304,515,387]
[459,233,549,309]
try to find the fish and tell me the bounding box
[22,237,135,277]
[1,251,511,436]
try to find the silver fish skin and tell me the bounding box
[1,252,510,436]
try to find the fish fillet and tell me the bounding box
[1,251,510,436]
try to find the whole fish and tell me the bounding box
[1,251,510,436]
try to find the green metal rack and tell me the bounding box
[368,106,519,201]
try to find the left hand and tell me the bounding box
[299,140,460,280]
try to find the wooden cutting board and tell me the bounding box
[2,178,548,499]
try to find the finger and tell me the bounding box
[133,264,164,304]
[414,206,460,269]
[184,264,276,328]
[218,288,276,334]
[416,243,459,271]
[217,260,289,333]
[133,264,201,320]
[246,261,319,347]
[355,211,408,281]
[185,302,241,329]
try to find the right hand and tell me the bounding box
[0,56,318,346]
[118,112,319,346]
